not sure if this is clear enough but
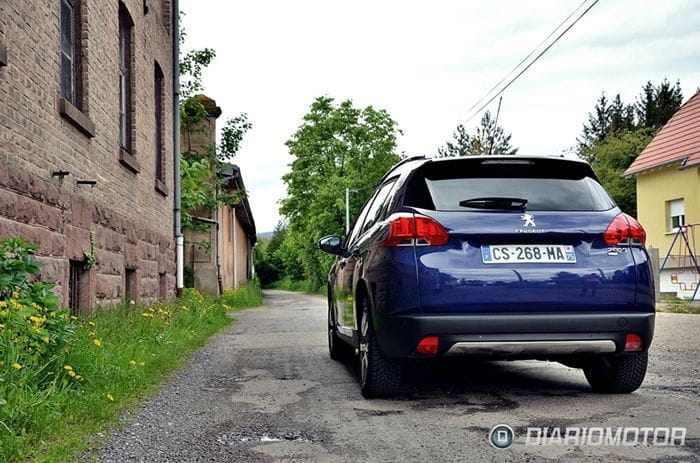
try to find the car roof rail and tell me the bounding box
[380,155,427,182]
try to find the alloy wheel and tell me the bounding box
[359,306,369,386]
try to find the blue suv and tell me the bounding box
[319,156,654,398]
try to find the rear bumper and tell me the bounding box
[374,312,655,359]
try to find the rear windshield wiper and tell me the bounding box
[458,197,528,210]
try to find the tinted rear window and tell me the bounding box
[404,158,615,212]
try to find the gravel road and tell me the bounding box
[96,290,700,462]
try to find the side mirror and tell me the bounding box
[318,235,344,255]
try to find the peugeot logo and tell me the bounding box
[521,213,536,227]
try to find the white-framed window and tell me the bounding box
[667,198,685,232]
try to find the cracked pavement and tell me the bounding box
[96,290,700,462]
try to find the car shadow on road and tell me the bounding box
[338,355,591,400]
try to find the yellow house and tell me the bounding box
[624,90,700,299]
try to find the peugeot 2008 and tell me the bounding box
[319,156,654,398]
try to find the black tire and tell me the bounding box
[328,299,348,361]
[358,298,402,398]
[583,352,648,393]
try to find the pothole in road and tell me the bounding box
[216,430,323,446]
[354,408,405,417]
[204,375,247,389]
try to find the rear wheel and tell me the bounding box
[583,352,648,393]
[359,298,402,398]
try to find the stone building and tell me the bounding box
[0,0,176,310]
[182,96,256,295]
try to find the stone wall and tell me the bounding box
[0,0,176,309]
[0,162,175,309]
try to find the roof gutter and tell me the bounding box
[172,0,183,296]
[622,158,687,178]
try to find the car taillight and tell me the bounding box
[416,336,439,355]
[383,214,449,247]
[624,333,643,352]
[603,213,646,246]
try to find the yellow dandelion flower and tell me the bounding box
[68,370,76,377]
[75,375,83,381]
[93,338,102,347]
[70,315,78,321]
[129,360,136,366]
[64,365,73,371]
[106,393,114,401]
[88,321,96,327]
[11,363,22,370]
[138,361,145,367]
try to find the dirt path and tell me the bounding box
[96,290,700,462]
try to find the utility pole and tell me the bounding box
[345,188,351,235]
[345,188,356,235]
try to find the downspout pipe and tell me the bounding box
[172,0,184,297]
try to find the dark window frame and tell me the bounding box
[158,272,167,300]
[58,0,95,137]
[154,61,167,193]
[360,179,397,235]
[345,192,377,248]
[60,0,82,108]
[68,260,81,315]
[118,2,134,154]
[125,267,137,303]
[161,0,171,34]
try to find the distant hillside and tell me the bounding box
[257,231,274,240]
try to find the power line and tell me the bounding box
[463,0,600,124]
[464,0,592,118]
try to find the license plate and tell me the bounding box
[481,244,576,264]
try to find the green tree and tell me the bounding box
[279,96,401,287]
[178,19,252,231]
[253,222,288,286]
[579,80,683,152]
[579,93,611,148]
[581,128,656,216]
[437,124,470,157]
[438,110,517,157]
[635,79,683,129]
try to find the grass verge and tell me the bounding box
[0,282,263,462]
[265,277,327,296]
[658,295,700,314]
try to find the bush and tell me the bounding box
[0,236,264,461]
[0,237,73,380]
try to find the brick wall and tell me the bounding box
[0,0,175,309]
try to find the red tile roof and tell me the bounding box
[624,90,700,176]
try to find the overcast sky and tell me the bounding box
[180,0,700,233]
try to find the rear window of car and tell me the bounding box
[404,158,616,212]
